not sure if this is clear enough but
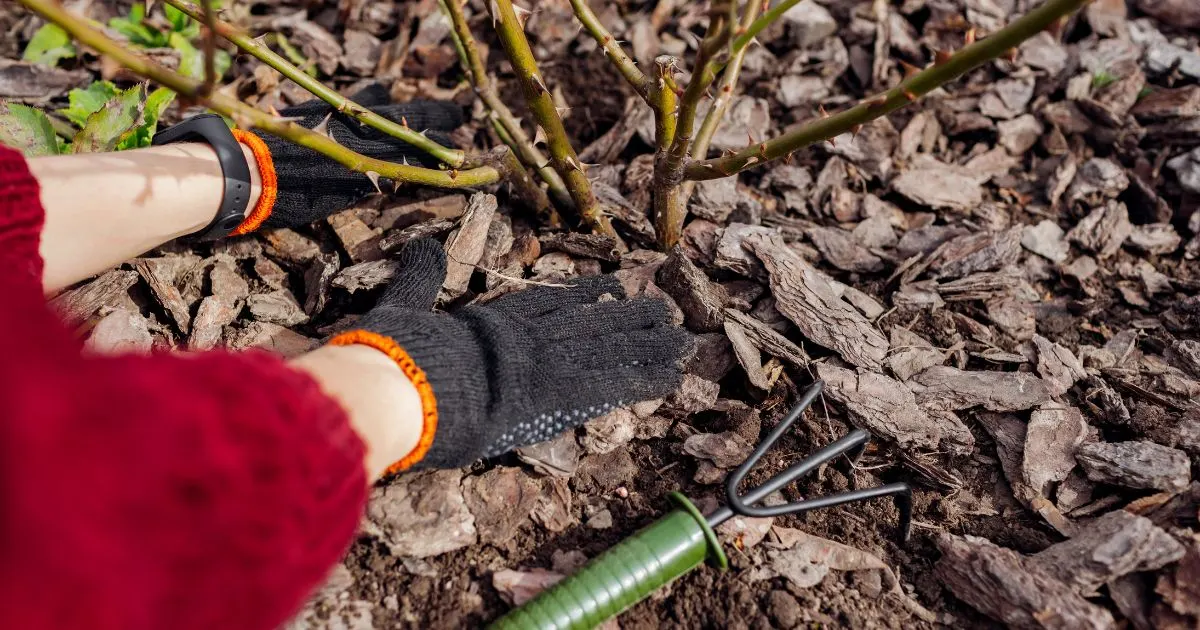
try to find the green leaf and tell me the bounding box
[72,84,147,153]
[61,81,121,127]
[109,4,169,48]
[22,23,76,66]
[120,86,176,150]
[164,4,199,38]
[0,102,61,156]
[170,32,231,81]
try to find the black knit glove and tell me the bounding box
[328,238,692,472]
[237,85,462,230]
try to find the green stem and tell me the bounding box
[164,0,468,168]
[691,0,762,161]
[652,9,732,249]
[19,0,499,188]
[490,0,617,239]
[197,0,217,97]
[718,0,801,75]
[439,0,571,208]
[567,0,652,104]
[687,0,1087,180]
[653,56,679,149]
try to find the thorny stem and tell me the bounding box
[653,56,679,149]
[489,0,618,239]
[198,0,217,98]
[653,6,733,250]
[692,0,763,162]
[716,0,803,76]
[164,0,468,168]
[677,0,764,212]
[18,0,500,188]
[439,0,571,210]
[567,0,653,105]
[688,0,1090,180]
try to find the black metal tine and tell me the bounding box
[714,379,914,545]
[742,483,913,544]
[729,429,870,511]
[724,380,825,509]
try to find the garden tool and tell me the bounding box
[489,380,912,630]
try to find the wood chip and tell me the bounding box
[1077,441,1191,492]
[909,366,1051,412]
[817,363,973,454]
[1023,404,1088,499]
[929,228,1023,281]
[746,233,887,369]
[84,308,154,354]
[891,162,983,212]
[934,534,1116,630]
[725,319,770,390]
[540,232,620,263]
[658,249,727,333]
[1032,510,1185,596]
[580,408,637,455]
[723,309,810,369]
[1033,335,1087,397]
[367,470,476,558]
[887,327,945,382]
[807,226,885,273]
[49,269,138,326]
[134,257,194,334]
[379,219,456,253]
[303,253,340,315]
[332,260,399,293]
[461,467,542,546]
[189,297,241,351]
[442,193,497,298]
[247,289,309,326]
[224,322,316,358]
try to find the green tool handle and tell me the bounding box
[489,493,727,630]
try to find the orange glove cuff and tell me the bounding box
[229,129,278,236]
[328,330,439,475]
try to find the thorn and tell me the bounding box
[903,90,917,102]
[565,155,583,171]
[1005,47,1018,63]
[488,0,500,26]
[311,112,334,137]
[827,137,837,147]
[449,169,460,180]
[400,116,410,128]
[934,49,953,65]
[531,72,549,93]
[533,124,547,145]
[746,131,757,145]
[851,123,863,137]
[512,3,533,29]
[555,106,571,117]
[867,95,888,110]
[964,27,976,45]
[899,60,921,77]
[783,152,794,165]
[819,104,830,118]
[365,171,383,194]
[744,156,759,166]
[757,142,767,159]
[401,155,410,166]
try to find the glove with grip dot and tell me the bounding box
[328,238,692,473]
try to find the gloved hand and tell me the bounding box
[230,85,462,233]
[328,238,693,474]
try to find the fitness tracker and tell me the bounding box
[152,114,252,241]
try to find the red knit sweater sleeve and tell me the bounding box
[0,145,368,630]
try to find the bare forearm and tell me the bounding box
[29,143,261,293]
[290,344,424,481]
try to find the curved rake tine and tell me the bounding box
[719,379,914,545]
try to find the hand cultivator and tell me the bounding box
[491,381,912,630]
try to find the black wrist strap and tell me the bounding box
[152,114,252,241]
